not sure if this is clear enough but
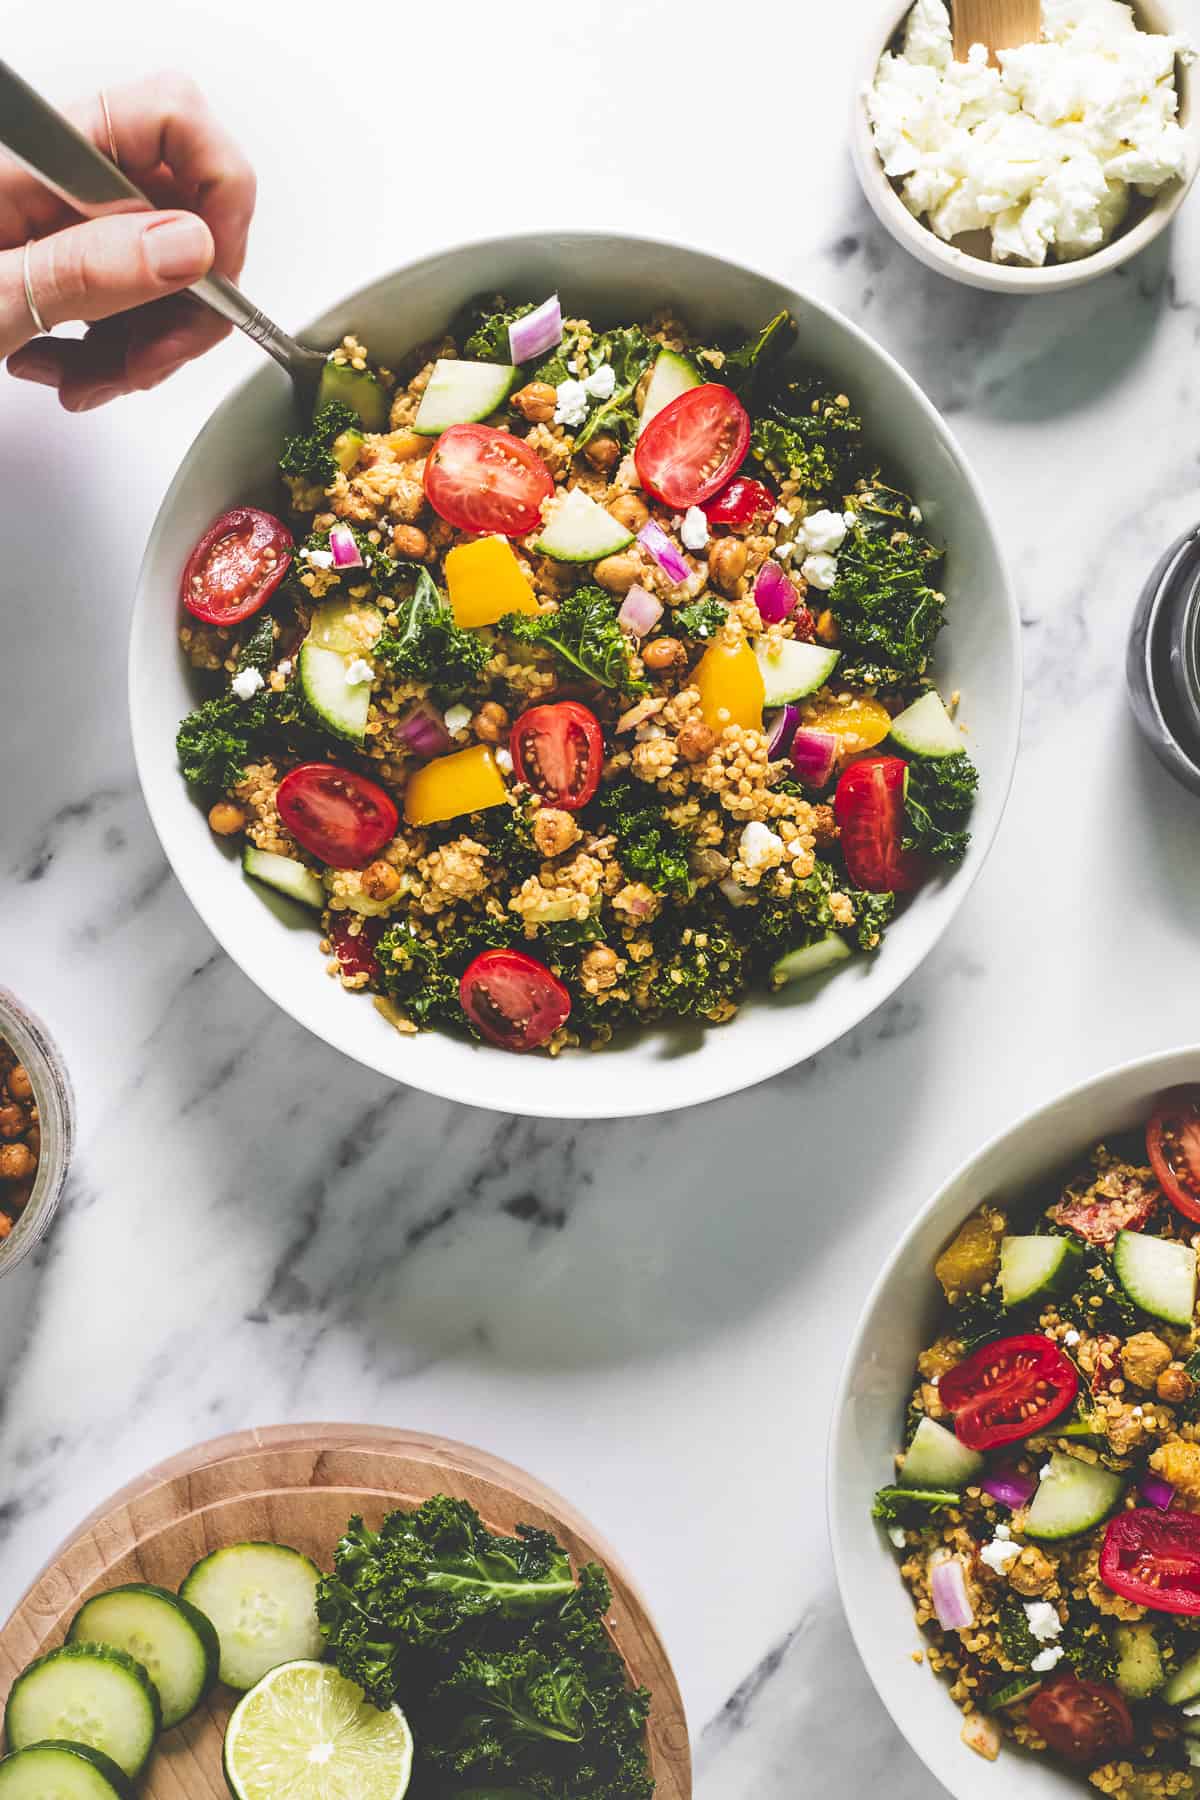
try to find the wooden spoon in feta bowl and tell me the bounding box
[952,0,1041,63]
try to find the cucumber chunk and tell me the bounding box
[69,1583,219,1731]
[180,1543,323,1692]
[987,1676,1042,1712]
[637,349,702,436]
[1165,1645,1200,1705]
[332,428,364,475]
[317,361,389,432]
[533,488,634,562]
[243,849,326,913]
[754,638,840,706]
[5,1644,161,1779]
[899,1417,984,1491]
[888,690,962,759]
[0,1743,133,1800]
[1114,1623,1165,1700]
[298,641,373,744]
[413,359,518,435]
[999,1236,1083,1307]
[1113,1229,1197,1327]
[1024,1452,1123,1542]
[769,934,851,988]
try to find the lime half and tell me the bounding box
[223,1660,413,1800]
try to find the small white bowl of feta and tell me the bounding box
[851,0,1198,291]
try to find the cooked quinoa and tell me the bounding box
[176,297,977,1052]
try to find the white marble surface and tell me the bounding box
[3,4,1200,1795]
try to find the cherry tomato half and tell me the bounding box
[182,507,293,626]
[634,384,751,510]
[424,424,554,537]
[459,948,571,1052]
[939,1333,1078,1451]
[1148,1087,1200,1224]
[1100,1509,1200,1614]
[511,702,603,812]
[327,914,384,981]
[701,475,775,529]
[1026,1678,1134,1766]
[276,763,399,869]
[833,756,923,895]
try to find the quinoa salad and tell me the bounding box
[174,293,978,1054]
[874,1087,1200,1795]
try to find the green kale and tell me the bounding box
[235,614,277,674]
[374,929,462,1028]
[742,857,895,960]
[375,567,489,700]
[279,400,360,486]
[903,752,979,867]
[749,378,864,496]
[1062,1262,1137,1335]
[298,523,397,588]
[827,524,945,678]
[1185,1349,1200,1382]
[474,798,543,883]
[997,1597,1040,1669]
[703,308,797,398]
[1061,1613,1117,1683]
[854,477,926,535]
[951,1288,1006,1353]
[872,1487,961,1526]
[464,298,534,363]
[674,595,729,640]
[176,693,264,796]
[502,586,644,694]
[572,326,657,451]
[648,908,746,1020]
[595,780,692,896]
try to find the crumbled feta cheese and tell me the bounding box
[1024,1601,1063,1642]
[773,506,793,526]
[304,548,334,570]
[277,658,293,677]
[344,657,375,686]
[680,506,709,551]
[739,821,784,870]
[979,1537,1022,1574]
[1040,1462,1053,1479]
[554,379,589,428]
[583,363,616,401]
[443,703,472,734]
[494,747,514,773]
[796,508,850,555]
[774,540,794,559]
[1031,1645,1065,1673]
[231,667,265,701]
[1063,1328,1081,1346]
[994,1523,1011,1540]
[801,552,839,591]
[889,1527,908,1548]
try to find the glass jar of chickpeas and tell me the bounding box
[0,989,74,1277]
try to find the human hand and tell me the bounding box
[1,74,255,410]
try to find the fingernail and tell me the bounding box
[9,351,58,387]
[144,215,212,282]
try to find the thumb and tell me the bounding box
[1,211,214,355]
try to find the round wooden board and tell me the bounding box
[0,1423,691,1798]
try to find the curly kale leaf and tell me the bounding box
[464,298,534,363]
[595,779,692,896]
[1185,1348,1200,1382]
[742,857,895,959]
[702,308,797,398]
[1061,1613,1117,1683]
[375,566,489,700]
[502,585,645,694]
[674,595,729,640]
[573,326,658,451]
[234,614,277,675]
[176,693,264,796]
[279,400,360,485]
[853,476,927,535]
[749,377,864,496]
[997,1598,1041,1669]
[902,752,978,867]
[1062,1262,1137,1335]
[827,523,945,678]
[647,908,747,1020]
[427,1647,588,1762]
[872,1487,961,1527]
[374,929,462,1028]
[951,1288,1006,1353]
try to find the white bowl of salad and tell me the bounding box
[129,233,1020,1118]
[830,1048,1200,1800]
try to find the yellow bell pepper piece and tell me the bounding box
[445,535,537,628]
[802,692,892,754]
[404,744,509,827]
[694,637,764,733]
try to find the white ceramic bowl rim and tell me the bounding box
[130,229,1021,1119]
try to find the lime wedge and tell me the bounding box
[223,1660,413,1800]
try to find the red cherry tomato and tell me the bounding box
[1100,1509,1200,1614]
[327,914,384,981]
[182,507,293,625]
[459,948,571,1052]
[510,702,603,812]
[1026,1678,1134,1766]
[701,475,775,528]
[634,384,751,510]
[276,764,399,869]
[424,424,554,537]
[1148,1087,1200,1224]
[939,1333,1078,1451]
[833,756,923,894]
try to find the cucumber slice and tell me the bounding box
[298,641,373,744]
[0,1743,133,1800]
[1113,1229,1197,1327]
[69,1583,219,1731]
[413,359,518,435]
[769,934,851,988]
[317,361,389,432]
[999,1236,1083,1307]
[1113,1623,1164,1700]
[223,1662,413,1800]
[888,690,962,759]
[986,1676,1042,1712]
[1023,1452,1123,1542]
[532,488,634,562]
[753,638,840,706]
[1165,1645,1200,1705]
[5,1644,161,1779]
[899,1417,984,1491]
[243,849,326,913]
[332,429,364,475]
[637,349,701,436]
[180,1544,323,1692]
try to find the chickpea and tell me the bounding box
[641,636,683,671]
[581,944,620,990]
[0,1144,36,1182]
[1158,1365,1194,1405]
[472,700,510,744]
[812,803,838,848]
[7,1066,32,1104]
[707,536,747,595]
[24,1124,39,1162]
[0,1106,24,1140]
[583,433,621,472]
[608,491,649,533]
[391,524,429,559]
[532,809,581,858]
[207,801,246,837]
[361,860,401,902]
[593,553,641,595]
[511,381,557,424]
[676,717,716,763]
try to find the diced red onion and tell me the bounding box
[981,1466,1038,1510]
[392,699,453,760]
[328,524,364,569]
[719,877,753,908]
[1141,1473,1176,1511]
[754,558,797,624]
[638,521,690,586]
[617,584,663,638]
[765,704,801,759]
[929,1554,975,1632]
[790,728,838,790]
[509,295,563,364]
